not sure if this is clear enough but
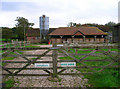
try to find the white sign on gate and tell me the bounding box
[35,63,50,67]
[60,62,76,67]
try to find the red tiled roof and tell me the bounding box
[26,28,40,37]
[48,27,107,36]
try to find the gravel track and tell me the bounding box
[2,45,89,87]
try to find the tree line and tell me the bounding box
[1,17,34,42]
[67,21,116,32]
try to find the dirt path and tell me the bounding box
[2,45,89,87]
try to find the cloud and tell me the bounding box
[0,0,119,28]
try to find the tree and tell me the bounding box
[15,17,34,40]
[105,21,116,26]
[67,22,73,27]
[2,27,13,41]
[76,23,81,27]
[105,21,116,31]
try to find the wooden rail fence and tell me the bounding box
[0,40,30,48]
[1,44,119,77]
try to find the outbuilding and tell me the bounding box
[48,27,108,43]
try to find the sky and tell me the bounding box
[0,0,119,28]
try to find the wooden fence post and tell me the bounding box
[19,41,21,48]
[7,43,9,48]
[11,40,13,47]
[14,41,16,48]
[52,43,58,77]
[16,39,18,48]
[24,41,25,47]
[4,44,6,48]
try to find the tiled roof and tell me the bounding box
[48,27,107,36]
[26,28,40,37]
[26,28,57,37]
[48,28,57,34]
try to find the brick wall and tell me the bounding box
[85,38,89,42]
[50,38,56,43]
[56,38,61,43]
[49,37,106,44]
[99,38,104,43]
[89,38,94,43]
[27,37,40,43]
[96,38,100,42]
[79,38,83,42]
[67,38,72,43]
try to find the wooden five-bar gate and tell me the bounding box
[1,44,119,77]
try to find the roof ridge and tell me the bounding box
[74,30,84,36]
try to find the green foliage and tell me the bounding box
[15,17,34,28]
[2,28,13,40]
[15,17,34,40]
[105,21,116,27]
[15,27,24,40]
[67,22,81,27]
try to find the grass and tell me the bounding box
[25,45,40,48]
[30,43,48,45]
[3,77,15,89]
[59,48,119,87]
[1,50,24,67]
[16,50,23,54]
[0,42,41,48]
[1,57,15,60]
[1,57,15,67]
[1,49,23,88]
[85,69,120,87]
[31,57,37,60]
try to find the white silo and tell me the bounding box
[118,1,120,23]
[39,15,49,39]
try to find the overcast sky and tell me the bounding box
[0,0,119,28]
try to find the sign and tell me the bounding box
[60,62,76,67]
[35,63,50,67]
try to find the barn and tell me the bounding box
[48,27,108,43]
[26,28,40,43]
[26,28,56,43]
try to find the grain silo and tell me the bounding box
[112,2,120,43]
[39,15,49,39]
[118,1,120,23]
